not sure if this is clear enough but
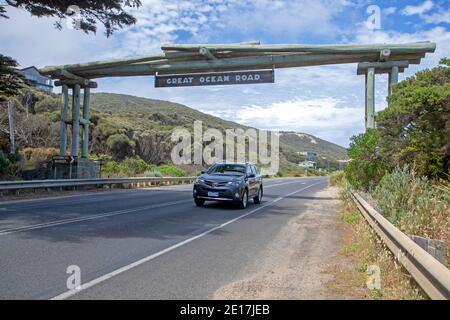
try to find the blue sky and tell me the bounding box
[1,0,449,147]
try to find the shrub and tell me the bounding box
[373,165,449,242]
[0,150,11,174]
[122,157,154,176]
[21,147,58,169]
[329,170,345,187]
[106,134,135,160]
[49,110,61,122]
[101,160,121,177]
[143,170,162,177]
[345,129,388,191]
[155,165,187,177]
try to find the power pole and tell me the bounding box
[7,100,15,153]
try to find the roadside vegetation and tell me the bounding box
[328,59,450,299]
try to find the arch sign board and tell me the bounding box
[155,70,274,87]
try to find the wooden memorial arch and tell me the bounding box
[40,41,436,159]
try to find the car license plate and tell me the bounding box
[208,192,219,197]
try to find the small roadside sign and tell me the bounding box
[52,155,75,164]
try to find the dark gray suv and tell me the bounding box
[193,162,263,209]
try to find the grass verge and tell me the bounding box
[325,187,427,300]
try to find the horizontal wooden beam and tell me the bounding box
[40,54,166,75]
[54,79,98,88]
[75,52,424,78]
[161,41,436,54]
[358,60,410,69]
[357,67,405,75]
[52,69,90,81]
[357,60,410,75]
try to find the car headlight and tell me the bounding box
[196,178,205,184]
[227,180,240,186]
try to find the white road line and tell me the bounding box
[0,199,191,236]
[265,181,308,188]
[0,178,319,236]
[50,181,324,300]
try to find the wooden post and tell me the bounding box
[388,66,399,96]
[60,85,69,156]
[71,84,80,157]
[81,87,90,158]
[365,67,376,129]
[7,100,15,153]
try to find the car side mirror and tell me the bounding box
[201,170,205,174]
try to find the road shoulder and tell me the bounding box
[213,186,342,299]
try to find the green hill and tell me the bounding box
[0,89,347,179]
[89,92,347,161]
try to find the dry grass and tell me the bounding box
[325,193,427,300]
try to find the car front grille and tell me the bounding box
[204,180,229,187]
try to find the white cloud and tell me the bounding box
[383,7,397,16]
[423,9,450,24]
[203,97,363,146]
[401,0,434,16]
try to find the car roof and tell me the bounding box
[214,162,254,166]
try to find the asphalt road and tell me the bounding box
[0,176,329,299]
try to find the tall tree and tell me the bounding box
[0,54,25,102]
[377,58,450,178]
[1,0,141,36]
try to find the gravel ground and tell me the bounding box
[213,186,342,299]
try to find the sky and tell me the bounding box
[1,0,449,147]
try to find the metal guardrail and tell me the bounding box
[350,190,450,300]
[0,177,197,192]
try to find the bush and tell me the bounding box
[345,129,388,191]
[0,149,21,179]
[373,165,449,242]
[155,165,187,177]
[21,147,58,169]
[0,150,11,174]
[329,171,345,187]
[143,170,162,177]
[122,157,154,176]
[49,110,61,122]
[106,134,135,160]
[101,160,121,177]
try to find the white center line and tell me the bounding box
[50,181,324,300]
[0,199,192,236]
[0,178,314,235]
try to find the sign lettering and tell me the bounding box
[155,70,274,87]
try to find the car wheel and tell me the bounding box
[239,189,248,209]
[194,198,205,207]
[253,187,262,204]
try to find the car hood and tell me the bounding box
[199,173,244,182]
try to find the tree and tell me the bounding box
[0,54,25,102]
[345,129,388,191]
[377,58,450,178]
[1,0,141,37]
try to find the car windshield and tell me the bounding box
[207,164,246,176]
